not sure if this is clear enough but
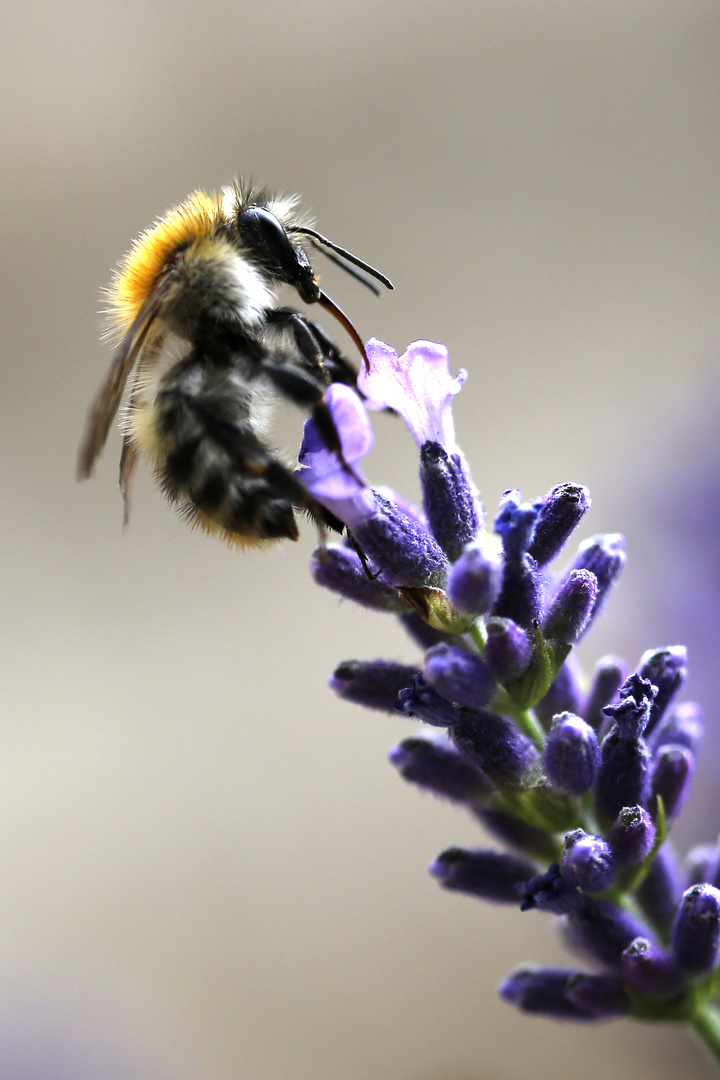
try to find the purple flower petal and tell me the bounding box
[298,383,373,500]
[359,338,466,450]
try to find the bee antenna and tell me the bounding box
[307,239,383,297]
[293,227,394,291]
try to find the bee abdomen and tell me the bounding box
[137,360,301,543]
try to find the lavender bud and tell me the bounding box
[419,442,481,561]
[608,806,656,869]
[543,569,598,644]
[535,659,584,728]
[637,647,688,738]
[424,644,497,709]
[430,847,536,903]
[562,830,615,893]
[389,735,493,803]
[353,492,449,588]
[570,533,625,621]
[447,540,502,617]
[672,884,720,976]
[567,897,652,970]
[310,544,405,611]
[450,708,540,787]
[565,973,630,1018]
[544,713,600,796]
[499,968,587,1020]
[330,659,419,711]
[603,674,655,738]
[518,863,583,915]
[396,675,463,727]
[650,744,694,822]
[494,490,538,560]
[527,483,591,568]
[584,655,627,731]
[650,701,703,756]
[492,493,543,628]
[492,554,543,630]
[637,844,686,936]
[686,844,720,887]
[484,617,533,683]
[621,938,686,1000]
[594,676,655,829]
[499,967,628,1020]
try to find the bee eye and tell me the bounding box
[238,205,298,272]
[238,205,318,301]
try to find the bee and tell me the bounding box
[77,179,392,545]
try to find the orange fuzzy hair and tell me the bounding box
[106,189,224,334]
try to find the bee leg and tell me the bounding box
[264,308,359,387]
[261,360,363,486]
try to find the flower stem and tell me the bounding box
[469,618,487,653]
[691,1004,720,1067]
[513,707,546,750]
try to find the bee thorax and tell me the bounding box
[162,239,274,340]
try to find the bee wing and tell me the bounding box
[77,280,171,479]
[119,431,138,527]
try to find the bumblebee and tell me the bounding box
[78,179,392,545]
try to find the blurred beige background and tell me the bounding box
[3,1,720,1077]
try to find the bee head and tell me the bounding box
[236,204,320,304]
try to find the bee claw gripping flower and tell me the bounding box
[304,338,720,1063]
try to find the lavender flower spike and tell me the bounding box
[304,332,720,1063]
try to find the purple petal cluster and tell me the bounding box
[303,338,719,1047]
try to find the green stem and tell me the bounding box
[469,619,487,653]
[512,707,546,751]
[691,1004,720,1067]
